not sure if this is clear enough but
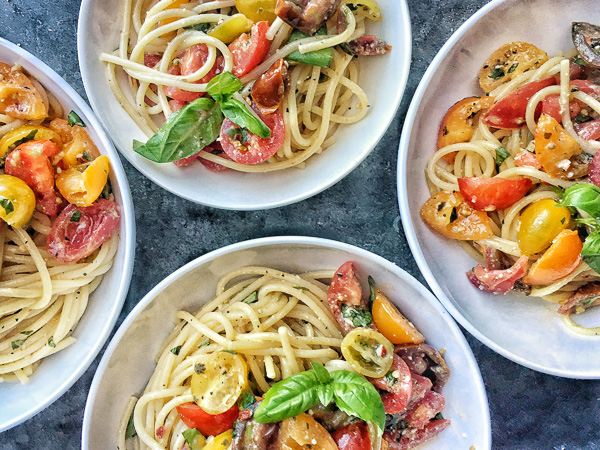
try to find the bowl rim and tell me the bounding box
[0,37,136,431]
[81,235,492,449]
[76,0,412,210]
[397,0,600,379]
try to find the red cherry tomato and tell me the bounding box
[46,199,120,263]
[229,21,270,78]
[332,422,371,450]
[219,108,285,164]
[541,80,600,123]
[369,354,413,414]
[483,78,556,129]
[176,403,239,437]
[575,118,600,141]
[514,151,542,169]
[457,177,532,211]
[5,140,63,216]
[164,44,224,102]
[326,261,363,333]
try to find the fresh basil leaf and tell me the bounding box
[67,110,86,127]
[434,412,444,420]
[125,411,137,439]
[286,27,333,67]
[583,231,600,274]
[221,98,271,138]
[341,304,372,328]
[82,151,93,162]
[11,339,25,350]
[294,286,309,291]
[574,112,593,124]
[550,185,565,199]
[317,383,334,408]
[9,128,37,154]
[242,291,258,304]
[556,183,600,218]
[182,428,204,450]
[254,369,321,423]
[206,72,243,103]
[495,146,510,167]
[311,361,332,384]
[133,98,222,162]
[184,22,211,33]
[330,370,386,431]
[0,197,14,215]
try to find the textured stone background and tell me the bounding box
[0,0,599,448]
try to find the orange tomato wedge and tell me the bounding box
[535,114,582,180]
[279,414,338,450]
[372,289,425,345]
[55,155,110,207]
[523,229,582,285]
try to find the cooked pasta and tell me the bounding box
[101,0,381,171]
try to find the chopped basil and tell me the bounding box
[82,151,93,162]
[198,339,210,348]
[70,210,82,222]
[238,390,257,410]
[182,428,204,450]
[573,55,587,66]
[170,345,182,355]
[48,336,56,347]
[242,291,258,304]
[67,110,86,127]
[100,179,113,200]
[495,146,510,167]
[21,330,34,335]
[507,63,519,73]
[368,275,376,304]
[222,349,238,354]
[294,286,310,291]
[184,22,211,33]
[488,66,505,80]
[125,411,137,439]
[385,372,398,387]
[434,412,444,420]
[574,112,593,124]
[341,304,372,328]
[225,126,249,144]
[0,198,14,215]
[449,206,458,223]
[8,128,37,154]
[11,339,25,350]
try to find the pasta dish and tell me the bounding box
[118,262,450,449]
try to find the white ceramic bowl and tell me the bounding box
[398,0,600,378]
[0,38,135,431]
[77,0,410,210]
[82,236,491,449]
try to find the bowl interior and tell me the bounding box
[83,237,490,449]
[399,0,600,377]
[78,0,410,210]
[0,39,135,431]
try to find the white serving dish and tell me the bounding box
[0,38,135,431]
[77,0,411,210]
[82,236,491,449]
[398,0,600,378]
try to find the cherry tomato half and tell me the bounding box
[517,198,571,256]
[372,289,424,345]
[219,107,285,164]
[457,176,532,211]
[327,261,364,333]
[523,229,582,285]
[229,21,270,78]
[332,422,371,450]
[46,198,120,263]
[534,114,583,180]
[176,403,239,437]
[0,174,36,228]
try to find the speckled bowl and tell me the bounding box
[82,236,491,449]
[77,0,411,210]
[0,38,135,431]
[398,0,600,377]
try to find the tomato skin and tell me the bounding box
[421,191,492,240]
[332,422,371,450]
[369,354,413,414]
[176,403,239,437]
[5,140,63,216]
[46,199,120,263]
[483,78,556,129]
[251,58,289,115]
[590,145,600,187]
[457,177,532,211]
[372,289,424,345]
[523,229,582,285]
[514,150,542,169]
[575,118,600,141]
[466,255,528,294]
[229,21,270,78]
[219,107,285,165]
[517,198,571,256]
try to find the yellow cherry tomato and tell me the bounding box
[517,198,571,255]
[208,14,254,43]
[372,289,425,345]
[346,0,383,21]
[523,229,582,285]
[55,155,110,207]
[203,430,233,450]
[0,175,36,228]
[535,114,583,180]
[279,414,338,450]
[0,63,47,120]
[341,327,393,378]
[235,0,277,23]
[191,351,248,415]
[0,125,62,160]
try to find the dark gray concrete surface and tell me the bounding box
[0,0,599,448]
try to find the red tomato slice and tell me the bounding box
[5,140,63,216]
[219,107,285,164]
[589,139,600,187]
[176,403,239,437]
[173,142,231,172]
[404,391,445,429]
[513,150,542,169]
[229,21,270,78]
[327,261,363,333]
[384,419,451,450]
[332,422,371,450]
[466,255,528,294]
[483,78,556,129]
[457,177,532,211]
[575,118,600,141]
[541,80,600,122]
[369,354,413,414]
[164,45,224,102]
[144,53,162,68]
[46,199,120,263]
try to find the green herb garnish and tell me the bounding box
[67,110,86,127]
[495,146,510,167]
[341,304,372,328]
[170,345,182,355]
[70,210,82,222]
[0,198,14,215]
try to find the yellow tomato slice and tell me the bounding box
[535,114,583,180]
[191,351,248,415]
[279,414,338,450]
[372,289,425,345]
[0,125,62,160]
[55,155,110,207]
[341,327,393,378]
[203,430,233,450]
[0,175,35,228]
[208,14,254,43]
[235,0,277,23]
[523,229,582,285]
